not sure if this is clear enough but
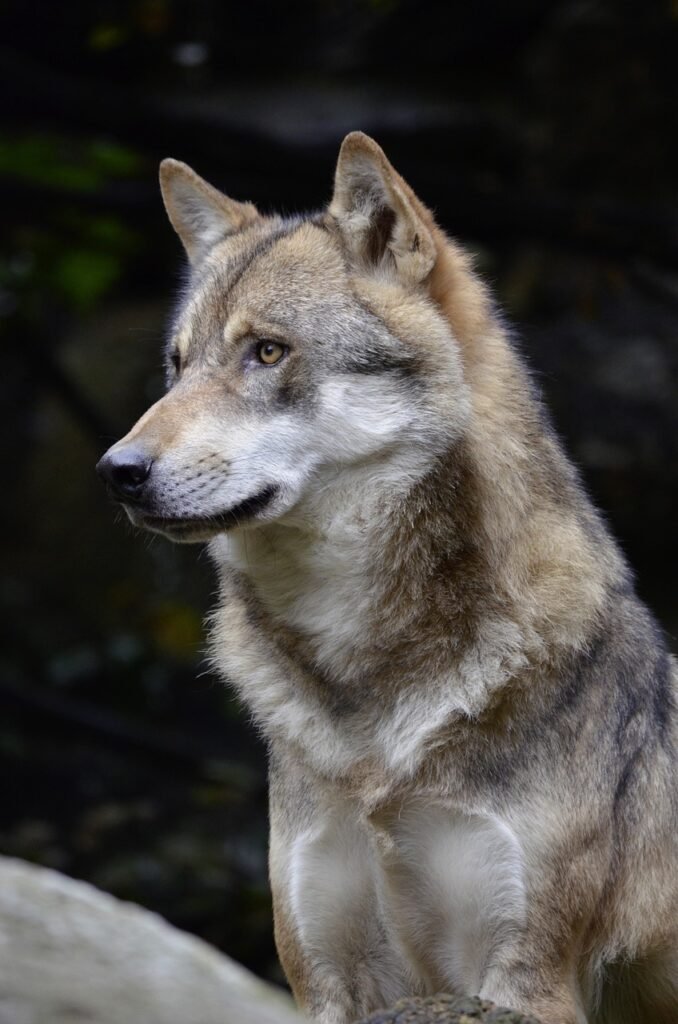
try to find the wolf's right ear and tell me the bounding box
[159,159,260,264]
[329,133,437,286]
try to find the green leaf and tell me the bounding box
[48,249,123,311]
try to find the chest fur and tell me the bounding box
[287,796,527,997]
[222,522,387,679]
[209,524,532,780]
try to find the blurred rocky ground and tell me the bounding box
[0,0,676,986]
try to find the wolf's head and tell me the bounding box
[97,133,477,543]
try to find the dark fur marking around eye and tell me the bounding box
[342,351,420,378]
[276,380,299,407]
[276,371,316,411]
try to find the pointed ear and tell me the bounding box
[159,159,260,263]
[329,132,437,286]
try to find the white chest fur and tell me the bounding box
[371,799,527,994]
[286,795,527,1002]
[217,508,392,681]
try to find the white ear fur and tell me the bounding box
[159,159,259,263]
[329,132,436,285]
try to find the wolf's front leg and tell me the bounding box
[480,960,586,1024]
[367,796,591,1024]
[269,747,412,1024]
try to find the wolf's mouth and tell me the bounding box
[130,484,279,540]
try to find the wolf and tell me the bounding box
[97,133,677,1024]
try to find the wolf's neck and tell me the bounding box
[217,374,620,717]
[218,447,435,672]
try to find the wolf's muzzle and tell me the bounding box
[96,446,153,502]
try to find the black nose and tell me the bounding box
[96,446,153,500]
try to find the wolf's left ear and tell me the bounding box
[329,133,437,286]
[159,159,260,263]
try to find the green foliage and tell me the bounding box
[0,135,141,192]
[49,246,123,312]
[0,135,145,313]
[2,216,138,314]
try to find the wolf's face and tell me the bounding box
[97,135,470,542]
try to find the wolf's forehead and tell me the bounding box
[172,217,345,348]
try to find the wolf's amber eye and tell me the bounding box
[256,341,286,365]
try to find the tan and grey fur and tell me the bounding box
[98,134,677,1024]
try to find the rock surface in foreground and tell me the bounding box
[0,855,299,1024]
[356,993,542,1024]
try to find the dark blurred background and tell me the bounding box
[1,0,677,988]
